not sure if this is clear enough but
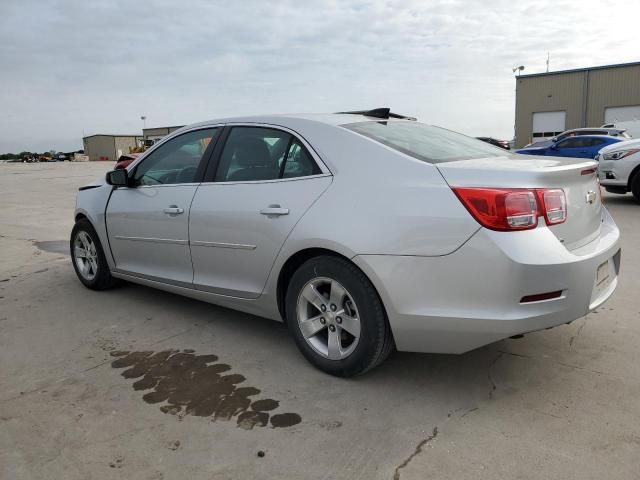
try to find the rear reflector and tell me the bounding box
[452,187,567,231]
[520,290,563,303]
[581,168,597,175]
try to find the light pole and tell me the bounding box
[512,66,525,146]
[140,115,147,130]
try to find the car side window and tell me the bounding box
[215,127,321,182]
[282,140,321,178]
[133,129,218,186]
[556,137,582,149]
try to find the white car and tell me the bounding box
[597,138,640,202]
[71,109,621,376]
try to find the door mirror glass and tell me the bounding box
[106,169,128,186]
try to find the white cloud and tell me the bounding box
[1,0,639,152]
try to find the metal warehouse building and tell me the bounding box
[82,134,143,162]
[142,125,183,142]
[515,61,640,148]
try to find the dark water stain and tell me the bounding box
[110,349,301,430]
[34,240,68,255]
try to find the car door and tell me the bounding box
[584,138,607,158]
[189,125,332,298]
[106,128,220,285]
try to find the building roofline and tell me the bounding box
[82,134,142,140]
[518,60,640,79]
[142,125,184,130]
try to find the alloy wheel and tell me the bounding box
[73,231,98,281]
[296,277,361,360]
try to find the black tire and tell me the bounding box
[70,218,119,290]
[631,171,640,203]
[285,255,394,377]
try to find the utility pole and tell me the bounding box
[546,52,550,73]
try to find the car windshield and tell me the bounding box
[343,121,505,164]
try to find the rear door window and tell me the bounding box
[215,127,321,181]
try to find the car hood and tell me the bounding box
[599,138,640,153]
[79,177,107,191]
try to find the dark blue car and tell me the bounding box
[516,135,623,159]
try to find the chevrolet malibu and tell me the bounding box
[71,109,621,376]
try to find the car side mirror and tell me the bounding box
[550,144,558,150]
[106,169,128,187]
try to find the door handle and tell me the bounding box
[260,205,289,216]
[163,205,184,215]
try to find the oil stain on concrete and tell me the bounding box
[110,349,301,430]
[34,240,69,255]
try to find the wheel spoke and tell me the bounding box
[338,314,360,337]
[327,329,342,360]
[301,284,327,312]
[329,281,346,308]
[299,314,326,339]
[74,246,87,258]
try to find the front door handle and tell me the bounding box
[163,205,184,215]
[260,205,289,216]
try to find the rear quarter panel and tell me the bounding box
[280,121,480,258]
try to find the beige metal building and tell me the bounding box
[142,125,183,142]
[515,61,640,148]
[82,135,143,162]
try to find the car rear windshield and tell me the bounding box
[343,121,505,164]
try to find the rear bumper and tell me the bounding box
[353,209,621,354]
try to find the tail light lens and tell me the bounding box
[540,189,566,225]
[453,187,566,231]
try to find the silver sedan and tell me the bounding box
[71,109,621,376]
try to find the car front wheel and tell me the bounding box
[631,172,640,203]
[285,255,393,377]
[70,218,118,290]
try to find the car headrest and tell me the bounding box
[233,137,272,168]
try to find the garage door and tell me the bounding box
[532,111,566,141]
[605,106,640,138]
[605,105,640,123]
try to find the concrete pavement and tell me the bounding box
[1,162,638,479]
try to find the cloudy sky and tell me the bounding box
[1,0,639,153]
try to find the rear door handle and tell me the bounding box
[163,205,184,215]
[260,205,289,216]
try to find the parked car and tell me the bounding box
[516,135,623,159]
[596,138,640,202]
[476,137,510,150]
[71,109,620,376]
[523,127,630,148]
[114,153,140,170]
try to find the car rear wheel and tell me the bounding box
[70,219,118,290]
[285,255,393,377]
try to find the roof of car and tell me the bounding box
[186,110,417,130]
[564,127,623,133]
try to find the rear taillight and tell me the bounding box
[452,187,566,232]
[539,189,566,225]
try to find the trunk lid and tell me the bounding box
[437,155,602,250]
